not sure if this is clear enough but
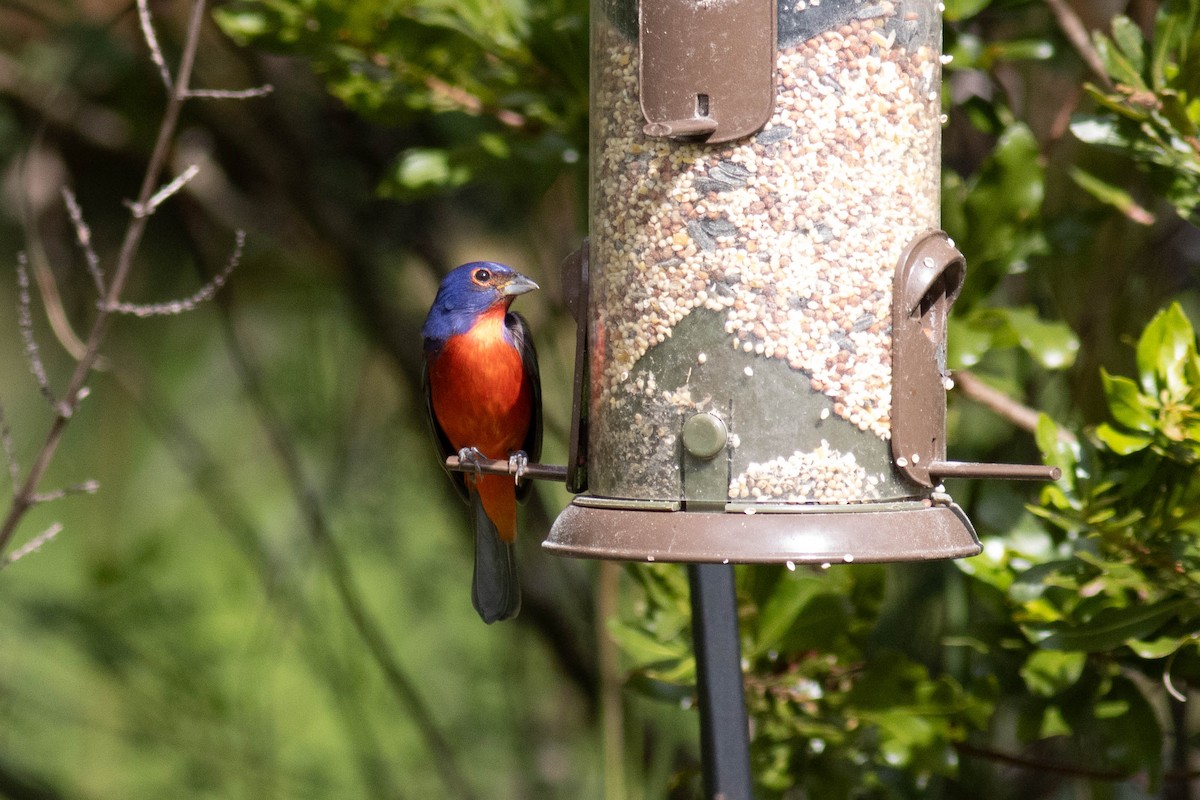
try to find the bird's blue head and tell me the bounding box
[422,261,539,348]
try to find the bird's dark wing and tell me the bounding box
[422,355,469,502]
[508,311,542,504]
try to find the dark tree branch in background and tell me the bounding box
[208,276,480,800]
[952,369,1077,443]
[0,753,72,800]
[0,0,269,562]
[1042,0,1114,90]
[955,741,1132,781]
[116,372,407,800]
[959,739,1200,785]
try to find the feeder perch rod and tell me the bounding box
[444,455,568,483]
[927,461,1061,481]
[689,563,754,800]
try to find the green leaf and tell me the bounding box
[1000,307,1080,369]
[984,39,1054,66]
[1128,634,1195,659]
[1035,414,1079,486]
[947,315,995,369]
[1027,598,1193,652]
[1070,115,1134,149]
[625,670,695,702]
[386,148,472,197]
[1111,16,1148,77]
[941,0,991,22]
[1100,369,1157,432]
[1093,29,1147,88]
[1020,650,1087,696]
[954,123,1048,308]
[776,593,852,654]
[607,618,688,664]
[1039,705,1072,737]
[1136,302,1197,396]
[1068,167,1156,224]
[752,574,826,656]
[1094,422,1153,454]
[1159,91,1199,137]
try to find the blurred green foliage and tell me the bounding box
[215,0,588,204]
[4,0,1200,799]
[1072,0,1200,224]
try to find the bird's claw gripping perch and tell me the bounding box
[509,451,529,485]
[458,446,486,479]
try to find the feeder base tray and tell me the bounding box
[544,498,980,564]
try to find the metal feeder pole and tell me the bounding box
[689,563,753,800]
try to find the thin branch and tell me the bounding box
[423,74,527,128]
[210,276,480,800]
[0,0,219,558]
[109,230,244,317]
[185,86,274,100]
[955,740,1132,781]
[15,254,60,411]
[0,523,62,568]
[951,369,1077,444]
[126,163,200,219]
[1043,0,1115,90]
[21,167,94,361]
[959,739,1200,784]
[61,188,106,295]
[31,480,100,505]
[136,0,174,92]
[0,400,18,497]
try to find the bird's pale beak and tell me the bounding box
[501,274,539,297]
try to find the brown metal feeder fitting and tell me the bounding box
[536,0,1056,565]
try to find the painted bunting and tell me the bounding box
[421,261,542,623]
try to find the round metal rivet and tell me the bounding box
[682,413,728,460]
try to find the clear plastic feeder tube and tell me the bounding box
[588,0,943,507]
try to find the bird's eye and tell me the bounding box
[472,268,492,284]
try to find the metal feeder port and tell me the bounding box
[545,0,1057,565]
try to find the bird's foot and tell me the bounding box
[458,446,486,479]
[508,451,529,485]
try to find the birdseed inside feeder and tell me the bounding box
[544,0,1056,564]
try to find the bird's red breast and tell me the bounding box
[427,305,534,541]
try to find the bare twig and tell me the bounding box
[126,163,200,219]
[15,254,60,411]
[951,369,1078,444]
[32,480,100,505]
[0,0,258,559]
[0,401,19,497]
[61,188,106,295]
[956,740,1131,781]
[109,230,244,317]
[423,74,526,128]
[185,86,274,100]
[1,523,62,568]
[1043,0,1115,90]
[136,0,174,92]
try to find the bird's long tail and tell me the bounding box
[470,490,521,623]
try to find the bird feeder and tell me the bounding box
[543,0,1057,565]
